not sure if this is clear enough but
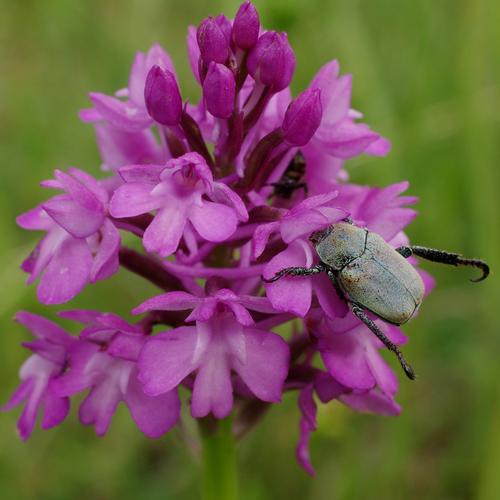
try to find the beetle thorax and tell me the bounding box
[314,222,367,270]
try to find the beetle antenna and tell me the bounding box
[351,304,416,381]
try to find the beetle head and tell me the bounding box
[309,226,332,247]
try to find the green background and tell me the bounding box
[1,0,498,498]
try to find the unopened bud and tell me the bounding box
[197,16,230,64]
[144,65,182,125]
[247,31,295,91]
[233,2,260,50]
[282,88,322,146]
[215,15,232,43]
[203,62,236,119]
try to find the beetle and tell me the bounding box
[270,151,307,199]
[264,221,490,379]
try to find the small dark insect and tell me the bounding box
[270,151,307,199]
[264,221,490,379]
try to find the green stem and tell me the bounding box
[199,416,238,500]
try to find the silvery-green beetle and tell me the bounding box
[264,221,490,379]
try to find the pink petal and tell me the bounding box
[146,44,176,72]
[1,379,33,412]
[41,389,70,429]
[79,107,101,122]
[94,123,163,170]
[54,170,105,213]
[138,327,199,396]
[90,219,120,282]
[15,311,71,345]
[17,206,54,231]
[253,221,280,259]
[319,327,376,391]
[364,136,391,156]
[418,268,436,296]
[319,121,379,159]
[189,201,238,242]
[108,334,145,362]
[27,228,68,285]
[89,93,152,131]
[143,205,187,257]
[118,164,165,184]
[210,182,248,221]
[226,303,254,326]
[364,342,398,395]
[232,328,289,402]
[37,237,93,305]
[314,372,347,403]
[79,379,121,436]
[238,295,277,314]
[263,240,314,317]
[58,309,103,324]
[186,26,201,84]
[312,273,349,319]
[310,61,351,127]
[191,347,233,418]
[49,342,100,397]
[296,385,317,476]
[292,191,339,211]
[128,51,148,105]
[124,370,180,438]
[302,146,345,195]
[133,291,201,315]
[67,168,109,205]
[17,370,49,440]
[369,208,417,242]
[280,210,331,243]
[43,197,104,238]
[340,388,401,416]
[186,300,218,322]
[109,182,162,218]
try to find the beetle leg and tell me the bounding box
[270,180,308,199]
[395,246,412,258]
[262,263,325,283]
[396,245,489,282]
[350,304,416,380]
[326,269,347,303]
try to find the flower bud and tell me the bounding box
[233,2,260,50]
[197,16,230,64]
[215,14,232,43]
[144,65,182,126]
[203,62,236,119]
[247,31,295,91]
[282,88,322,146]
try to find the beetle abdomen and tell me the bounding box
[339,233,425,325]
[366,233,425,307]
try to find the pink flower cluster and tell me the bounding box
[4,2,434,474]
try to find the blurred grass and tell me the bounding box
[0,0,499,499]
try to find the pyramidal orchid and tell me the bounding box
[4,2,436,492]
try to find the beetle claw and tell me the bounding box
[262,274,280,283]
[468,261,490,282]
[398,354,416,381]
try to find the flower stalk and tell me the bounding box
[199,417,238,500]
